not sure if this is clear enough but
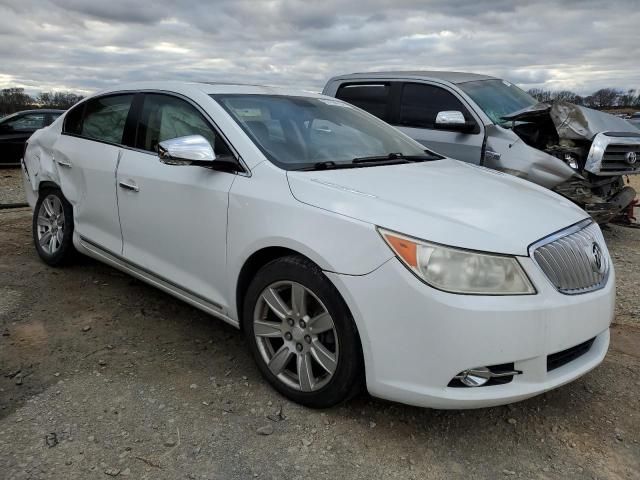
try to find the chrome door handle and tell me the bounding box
[118,181,139,192]
[56,160,72,168]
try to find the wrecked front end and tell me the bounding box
[491,101,640,224]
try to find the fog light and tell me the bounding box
[455,367,492,387]
[450,364,522,388]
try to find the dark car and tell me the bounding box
[629,112,640,130]
[0,109,64,165]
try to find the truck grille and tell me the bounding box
[585,132,640,176]
[600,144,640,174]
[531,220,609,295]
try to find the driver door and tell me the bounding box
[394,82,484,163]
[116,93,237,310]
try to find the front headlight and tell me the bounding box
[378,228,536,295]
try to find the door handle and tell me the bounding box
[56,160,72,168]
[118,180,139,192]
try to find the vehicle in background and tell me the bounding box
[0,109,63,165]
[629,112,640,129]
[323,72,640,224]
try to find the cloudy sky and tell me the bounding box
[1,0,639,96]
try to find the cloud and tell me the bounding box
[0,0,638,95]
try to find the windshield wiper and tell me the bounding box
[296,152,441,171]
[352,152,440,163]
[302,161,355,171]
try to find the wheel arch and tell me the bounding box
[235,246,302,330]
[235,245,368,397]
[234,245,364,356]
[38,180,61,193]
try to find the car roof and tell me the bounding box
[92,81,323,99]
[327,71,497,85]
[3,109,65,116]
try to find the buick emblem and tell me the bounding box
[625,151,638,165]
[588,242,605,274]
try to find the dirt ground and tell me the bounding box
[0,167,26,205]
[1,169,639,480]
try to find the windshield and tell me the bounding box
[213,94,428,170]
[460,79,538,125]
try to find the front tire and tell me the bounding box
[242,255,363,408]
[33,188,76,266]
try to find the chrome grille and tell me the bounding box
[585,132,640,176]
[601,143,640,174]
[531,220,610,295]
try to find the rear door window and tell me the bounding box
[80,95,134,144]
[399,83,473,129]
[63,104,84,135]
[335,83,391,121]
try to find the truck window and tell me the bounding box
[399,83,472,130]
[335,83,391,122]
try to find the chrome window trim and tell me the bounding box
[61,89,251,177]
[528,218,610,295]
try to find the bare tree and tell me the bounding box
[0,89,84,115]
[527,88,553,103]
[619,89,639,108]
[0,88,32,114]
[587,88,622,109]
[37,91,84,109]
[553,90,580,103]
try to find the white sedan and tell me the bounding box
[22,82,615,409]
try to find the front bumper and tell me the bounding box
[326,255,615,409]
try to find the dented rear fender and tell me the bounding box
[22,124,79,205]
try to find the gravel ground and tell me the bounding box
[0,167,26,205]
[0,171,639,480]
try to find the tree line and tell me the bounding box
[2,85,639,116]
[0,88,84,116]
[526,87,640,109]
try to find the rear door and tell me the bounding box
[54,94,134,253]
[116,92,237,309]
[334,83,393,123]
[394,82,484,163]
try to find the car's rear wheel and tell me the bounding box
[243,255,363,408]
[33,188,76,266]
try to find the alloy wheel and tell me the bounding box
[36,194,65,255]
[253,281,339,392]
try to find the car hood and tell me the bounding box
[287,159,588,256]
[502,101,638,140]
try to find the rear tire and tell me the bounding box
[33,188,76,266]
[242,255,364,408]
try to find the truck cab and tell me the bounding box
[323,72,640,224]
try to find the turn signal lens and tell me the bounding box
[379,228,535,295]
[383,234,418,268]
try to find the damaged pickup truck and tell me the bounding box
[323,72,640,224]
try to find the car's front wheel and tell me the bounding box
[243,255,363,408]
[32,188,76,266]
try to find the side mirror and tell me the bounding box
[435,111,475,133]
[158,135,216,167]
